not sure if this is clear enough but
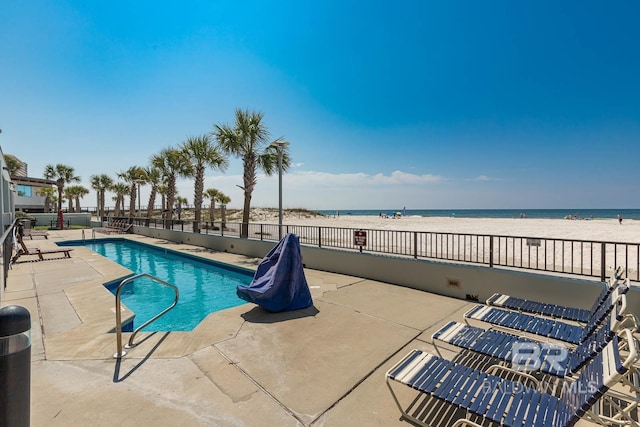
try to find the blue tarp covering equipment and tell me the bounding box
[236,233,313,312]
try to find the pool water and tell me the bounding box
[61,239,252,331]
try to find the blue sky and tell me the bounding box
[1,1,639,210]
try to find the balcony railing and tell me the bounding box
[117,217,639,282]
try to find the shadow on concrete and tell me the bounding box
[240,305,320,324]
[113,331,171,383]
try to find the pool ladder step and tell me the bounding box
[113,273,179,358]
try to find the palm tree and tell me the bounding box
[180,135,228,233]
[111,182,129,218]
[213,108,291,237]
[143,166,163,219]
[150,148,192,228]
[66,185,89,212]
[117,166,147,218]
[175,196,188,220]
[44,164,80,212]
[204,188,221,223]
[4,154,22,176]
[36,187,57,213]
[157,183,168,218]
[216,192,231,230]
[90,174,114,220]
[63,188,74,212]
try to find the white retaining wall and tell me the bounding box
[132,226,640,316]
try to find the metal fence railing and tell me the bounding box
[111,217,639,283]
[1,219,19,301]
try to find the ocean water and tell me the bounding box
[316,209,640,220]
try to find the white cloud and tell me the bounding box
[283,170,444,188]
[472,175,496,181]
[168,169,448,210]
[101,169,509,211]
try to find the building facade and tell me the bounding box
[10,156,55,213]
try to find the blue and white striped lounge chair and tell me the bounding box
[464,286,627,346]
[432,307,624,379]
[386,329,639,427]
[486,269,625,322]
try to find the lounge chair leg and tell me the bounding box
[386,378,433,427]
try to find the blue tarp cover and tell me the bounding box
[236,233,313,312]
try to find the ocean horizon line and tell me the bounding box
[314,208,640,220]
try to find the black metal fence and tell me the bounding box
[1,220,19,300]
[116,217,639,282]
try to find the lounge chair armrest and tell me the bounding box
[620,314,639,334]
[452,420,484,427]
[485,364,540,389]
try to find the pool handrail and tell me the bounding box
[114,273,179,359]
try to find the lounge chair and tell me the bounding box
[433,304,625,379]
[464,285,628,346]
[23,229,49,239]
[94,219,132,235]
[12,248,74,262]
[486,267,624,322]
[386,329,639,427]
[34,248,73,260]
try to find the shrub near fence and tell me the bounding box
[123,217,640,282]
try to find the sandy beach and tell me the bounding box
[257,211,640,243]
[242,210,640,278]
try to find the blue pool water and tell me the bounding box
[59,239,252,331]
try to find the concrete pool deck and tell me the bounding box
[3,230,602,426]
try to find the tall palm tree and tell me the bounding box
[66,185,89,212]
[63,188,74,212]
[213,108,291,237]
[204,188,221,222]
[143,166,163,219]
[150,148,192,228]
[180,135,228,233]
[44,164,80,212]
[216,192,231,230]
[111,182,129,217]
[175,196,188,220]
[117,166,147,218]
[90,174,114,220]
[4,154,22,176]
[36,187,57,213]
[157,183,168,218]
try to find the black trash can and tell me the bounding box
[0,305,31,427]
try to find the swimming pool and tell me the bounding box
[59,239,252,331]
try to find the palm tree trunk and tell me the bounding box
[100,192,106,220]
[129,186,136,218]
[241,191,251,238]
[165,176,176,229]
[193,167,204,233]
[146,189,157,219]
[221,205,227,230]
[57,183,64,212]
[209,203,215,223]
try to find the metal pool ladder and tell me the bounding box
[114,273,179,358]
[81,229,96,243]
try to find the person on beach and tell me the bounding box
[618,214,623,224]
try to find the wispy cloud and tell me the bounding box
[174,169,448,209]
[287,170,444,187]
[471,175,497,181]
